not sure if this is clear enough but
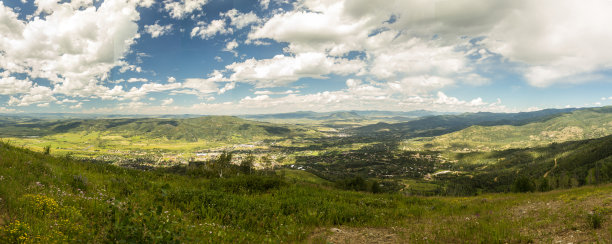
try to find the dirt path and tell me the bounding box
[308,227,404,244]
[543,158,558,178]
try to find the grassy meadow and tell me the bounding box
[0,141,610,243]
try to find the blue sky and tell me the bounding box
[0,0,611,114]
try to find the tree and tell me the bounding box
[214,152,233,178]
[511,176,534,192]
[371,180,382,193]
[261,155,272,170]
[240,154,255,174]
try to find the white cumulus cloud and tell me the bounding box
[163,0,208,19]
[144,21,173,38]
[190,19,232,39]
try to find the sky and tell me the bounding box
[0,0,612,115]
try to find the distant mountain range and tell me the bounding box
[350,108,581,138]
[240,110,451,121]
[407,106,612,150]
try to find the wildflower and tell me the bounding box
[22,194,59,216]
[0,220,31,243]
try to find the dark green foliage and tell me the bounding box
[207,175,286,194]
[535,178,551,192]
[186,152,238,178]
[434,134,612,195]
[43,145,50,155]
[511,176,534,193]
[336,176,369,191]
[371,180,382,193]
[239,154,255,174]
[259,125,290,135]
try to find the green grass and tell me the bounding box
[276,169,332,186]
[0,141,610,243]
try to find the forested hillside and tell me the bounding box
[407,106,612,150]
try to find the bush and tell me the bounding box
[511,176,534,193]
[336,176,369,191]
[71,174,88,192]
[208,175,286,194]
[587,211,603,229]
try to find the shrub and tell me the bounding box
[587,211,603,229]
[71,174,89,192]
[22,194,59,217]
[511,176,534,193]
[208,175,286,194]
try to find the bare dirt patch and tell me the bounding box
[308,227,405,244]
[510,190,612,243]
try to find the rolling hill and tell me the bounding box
[406,106,612,151]
[0,116,308,142]
[351,108,578,138]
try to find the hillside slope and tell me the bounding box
[406,106,612,151]
[351,108,578,139]
[0,116,306,142]
[1,142,610,243]
[431,134,612,196]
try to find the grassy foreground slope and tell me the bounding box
[406,106,612,151]
[0,142,610,243]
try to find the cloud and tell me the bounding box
[127,78,148,83]
[0,0,141,98]
[243,0,477,92]
[388,76,455,96]
[93,82,184,101]
[248,1,373,56]
[56,98,78,104]
[218,82,235,94]
[182,78,222,94]
[190,19,232,39]
[221,9,260,29]
[167,76,176,82]
[246,0,612,90]
[259,0,270,10]
[224,39,239,56]
[0,76,33,95]
[69,102,83,109]
[161,98,174,105]
[8,85,56,106]
[122,82,183,101]
[144,21,173,38]
[163,0,208,19]
[254,90,298,95]
[368,37,468,80]
[222,52,365,87]
[480,0,612,86]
